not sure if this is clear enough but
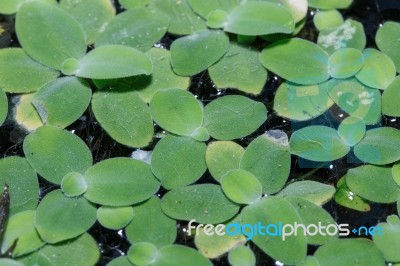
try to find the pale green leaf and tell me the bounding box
[221,169,262,204]
[328,48,364,79]
[97,206,134,230]
[376,21,400,73]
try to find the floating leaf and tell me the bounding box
[69,45,152,79]
[308,0,352,9]
[207,10,230,29]
[208,43,268,95]
[334,175,371,212]
[0,0,57,14]
[0,259,24,266]
[35,190,97,243]
[152,0,207,35]
[313,238,385,266]
[260,38,329,85]
[107,256,132,266]
[393,163,400,187]
[13,94,43,131]
[337,116,365,146]
[97,206,134,230]
[128,242,158,266]
[382,76,400,117]
[84,158,159,206]
[1,211,45,257]
[223,1,294,36]
[240,131,291,194]
[278,181,336,206]
[329,79,381,125]
[151,135,207,190]
[318,19,366,54]
[281,0,308,23]
[150,89,204,138]
[60,0,115,44]
[346,165,400,203]
[16,2,86,70]
[203,95,267,140]
[313,10,344,31]
[161,184,240,224]
[355,48,396,89]
[23,126,92,184]
[354,127,400,165]
[273,80,336,121]
[0,48,59,93]
[376,21,400,73]
[0,157,38,216]
[228,246,256,266]
[170,30,229,76]
[61,172,87,197]
[32,77,91,128]
[241,196,307,264]
[328,48,364,79]
[373,215,400,262]
[187,0,237,19]
[220,169,262,204]
[95,7,169,52]
[206,141,244,182]
[92,87,154,148]
[0,88,6,125]
[126,196,176,248]
[290,126,350,162]
[119,0,150,9]
[153,245,212,266]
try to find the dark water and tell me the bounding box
[0,0,399,265]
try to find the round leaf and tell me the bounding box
[161,184,240,224]
[61,172,87,197]
[289,126,350,162]
[206,10,229,28]
[373,215,400,262]
[337,116,365,146]
[35,190,97,243]
[151,135,207,190]
[170,30,229,76]
[0,0,57,14]
[84,157,160,206]
[354,127,400,165]
[376,21,400,73]
[203,95,267,140]
[260,38,330,85]
[16,2,86,70]
[188,0,237,19]
[221,169,262,204]
[128,242,158,266]
[97,206,134,230]
[328,48,364,79]
[313,10,344,31]
[382,76,400,117]
[278,181,336,206]
[23,126,92,184]
[13,94,43,131]
[228,246,256,266]
[308,0,352,9]
[119,0,150,9]
[153,245,212,266]
[107,256,132,266]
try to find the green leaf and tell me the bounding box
[208,43,268,95]
[1,211,45,257]
[318,19,366,54]
[61,172,87,197]
[224,1,294,36]
[355,48,396,89]
[334,175,371,212]
[150,89,204,137]
[328,79,381,125]
[0,0,57,14]
[241,196,307,264]
[161,184,240,224]
[0,88,6,125]
[328,48,364,79]
[60,0,115,44]
[280,0,308,23]
[91,87,154,148]
[128,242,158,266]
[13,94,44,131]
[313,9,344,31]
[203,95,267,140]
[107,256,132,266]
[0,259,24,266]
[376,21,400,73]
[151,135,207,190]
[0,48,59,93]
[16,2,86,70]
[35,190,97,243]
[206,10,230,29]
[170,30,229,76]
[278,181,336,206]
[373,215,400,262]
[206,141,244,182]
[382,76,400,117]
[337,116,365,146]
[286,196,337,245]
[84,158,159,206]
[187,0,237,19]
[119,0,150,9]
[71,45,153,79]
[0,156,38,216]
[260,38,330,85]
[95,7,169,52]
[273,80,336,121]
[23,126,92,184]
[289,126,350,162]
[32,77,91,128]
[126,196,176,248]
[354,127,400,165]
[97,206,134,230]
[228,246,256,266]
[152,0,207,35]
[153,245,212,266]
[240,131,291,194]
[393,163,400,187]
[220,169,262,204]
[346,165,400,203]
[308,0,352,9]
[313,239,385,266]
